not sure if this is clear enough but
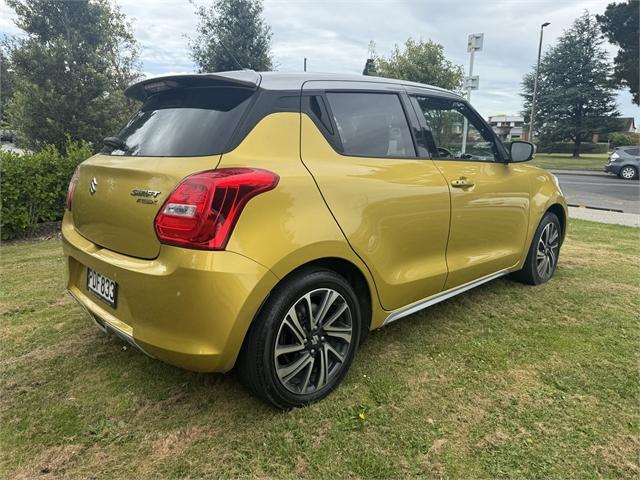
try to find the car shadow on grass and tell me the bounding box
[77,276,528,414]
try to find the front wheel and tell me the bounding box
[619,165,638,180]
[236,268,362,409]
[512,212,561,285]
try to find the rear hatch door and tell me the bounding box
[72,73,259,259]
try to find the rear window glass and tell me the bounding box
[326,92,416,158]
[103,87,254,157]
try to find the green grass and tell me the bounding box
[529,153,608,172]
[1,219,639,478]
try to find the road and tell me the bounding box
[553,171,640,214]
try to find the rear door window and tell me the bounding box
[103,87,255,157]
[325,92,416,158]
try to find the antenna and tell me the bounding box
[217,39,245,70]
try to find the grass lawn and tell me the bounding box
[529,153,608,172]
[1,219,639,478]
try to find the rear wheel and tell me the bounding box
[512,212,561,285]
[237,268,362,409]
[619,165,638,180]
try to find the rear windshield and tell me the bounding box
[102,86,255,157]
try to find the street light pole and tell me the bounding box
[462,33,483,154]
[529,22,550,143]
[461,46,476,154]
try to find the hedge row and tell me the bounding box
[536,142,609,154]
[608,132,640,148]
[1,141,93,240]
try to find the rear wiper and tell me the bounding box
[103,136,129,151]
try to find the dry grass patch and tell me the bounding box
[12,444,83,479]
[589,434,640,476]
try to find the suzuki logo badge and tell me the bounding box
[89,177,97,195]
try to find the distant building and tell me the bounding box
[488,115,524,141]
[591,117,637,143]
[617,117,637,133]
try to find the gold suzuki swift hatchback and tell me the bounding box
[63,71,567,408]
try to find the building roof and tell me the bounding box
[125,70,460,101]
[488,114,523,122]
[618,117,636,132]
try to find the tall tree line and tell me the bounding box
[596,0,639,106]
[3,0,141,152]
[189,0,273,72]
[2,0,274,150]
[521,12,620,157]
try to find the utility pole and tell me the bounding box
[303,57,307,72]
[461,33,483,154]
[529,22,550,143]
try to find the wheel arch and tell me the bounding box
[546,203,567,245]
[275,257,371,334]
[295,257,373,337]
[240,256,373,362]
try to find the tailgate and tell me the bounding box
[73,154,220,259]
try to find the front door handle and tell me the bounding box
[451,177,475,188]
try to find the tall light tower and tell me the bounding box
[461,33,483,154]
[529,22,550,143]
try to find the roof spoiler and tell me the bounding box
[125,71,261,102]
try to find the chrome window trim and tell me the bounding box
[382,269,510,326]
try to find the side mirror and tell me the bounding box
[509,141,535,162]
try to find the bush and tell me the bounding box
[608,132,640,148]
[1,140,93,240]
[536,142,609,154]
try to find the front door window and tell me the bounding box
[412,96,499,162]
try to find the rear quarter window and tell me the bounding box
[102,86,255,157]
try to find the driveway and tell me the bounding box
[552,170,640,214]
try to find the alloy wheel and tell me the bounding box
[274,288,353,395]
[621,166,637,180]
[536,222,559,280]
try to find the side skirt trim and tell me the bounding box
[382,269,510,326]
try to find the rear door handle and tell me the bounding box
[451,177,475,188]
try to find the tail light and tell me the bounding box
[66,167,80,210]
[154,168,279,250]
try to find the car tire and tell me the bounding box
[236,267,362,409]
[512,212,561,285]
[619,165,638,180]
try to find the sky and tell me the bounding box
[1,0,638,122]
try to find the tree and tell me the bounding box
[521,13,619,157]
[0,48,15,129]
[597,0,639,105]
[189,0,273,72]
[5,0,141,151]
[366,38,464,92]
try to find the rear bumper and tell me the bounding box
[62,213,279,372]
[604,163,621,175]
[68,288,155,357]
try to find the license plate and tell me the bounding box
[87,268,118,308]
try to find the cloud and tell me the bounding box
[1,0,637,120]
